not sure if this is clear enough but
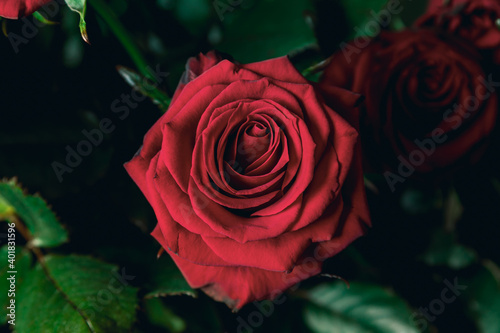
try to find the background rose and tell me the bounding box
[416,0,500,64]
[125,52,370,309]
[320,30,498,186]
[0,0,53,19]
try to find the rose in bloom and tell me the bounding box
[321,30,498,190]
[125,51,370,309]
[416,0,500,63]
[0,0,53,19]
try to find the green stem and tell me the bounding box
[88,0,152,80]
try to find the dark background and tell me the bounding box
[1,0,500,332]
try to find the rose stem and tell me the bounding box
[87,0,154,81]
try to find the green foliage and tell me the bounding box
[146,254,197,298]
[338,0,391,39]
[419,229,477,269]
[174,0,212,36]
[144,298,187,332]
[400,187,441,215]
[216,0,316,62]
[303,281,419,333]
[16,255,138,333]
[464,263,500,333]
[337,0,430,39]
[117,66,171,111]
[0,180,68,248]
[0,246,32,325]
[65,0,89,43]
[33,11,58,25]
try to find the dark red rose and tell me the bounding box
[0,0,53,19]
[320,30,498,190]
[125,51,370,309]
[416,0,500,63]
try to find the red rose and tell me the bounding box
[125,51,370,309]
[320,30,498,190]
[416,0,500,63]
[0,0,53,19]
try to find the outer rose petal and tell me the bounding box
[416,0,500,63]
[424,0,468,12]
[170,51,227,105]
[0,0,52,19]
[152,214,367,310]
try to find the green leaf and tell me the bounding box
[0,246,32,325]
[397,0,429,26]
[338,0,428,39]
[16,255,138,333]
[303,281,419,333]
[144,298,186,332]
[96,245,195,299]
[0,180,68,248]
[33,11,58,25]
[0,195,15,219]
[400,187,441,215]
[419,229,477,270]
[215,0,316,63]
[145,254,197,298]
[174,0,212,36]
[443,188,463,230]
[65,0,89,43]
[464,262,500,333]
[339,0,390,39]
[117,66,171,111]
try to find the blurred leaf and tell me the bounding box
[146,254,197,298]
[96,245,196,298]
[444,188,463,231]
[0,179,68,248]
[398,0,429,26]
[174,0,212,36]
[303,281,419,333]
[400,187,441,215]
[216,0,316,62]
[291,47,325,80]
[17,255,138,333]
[464,262,500,333]
[33,12,58,25]
[117,66,171,111]
[1,20,7,37]
[0,246,32,325]
[63,34,85,67]
[389,14,406,31]
[419,229,477,270]
[339,0,389,39]
[0,195,15,219]
[144,298,187,332]
[65,0,89,43]
[339,0,428,39]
